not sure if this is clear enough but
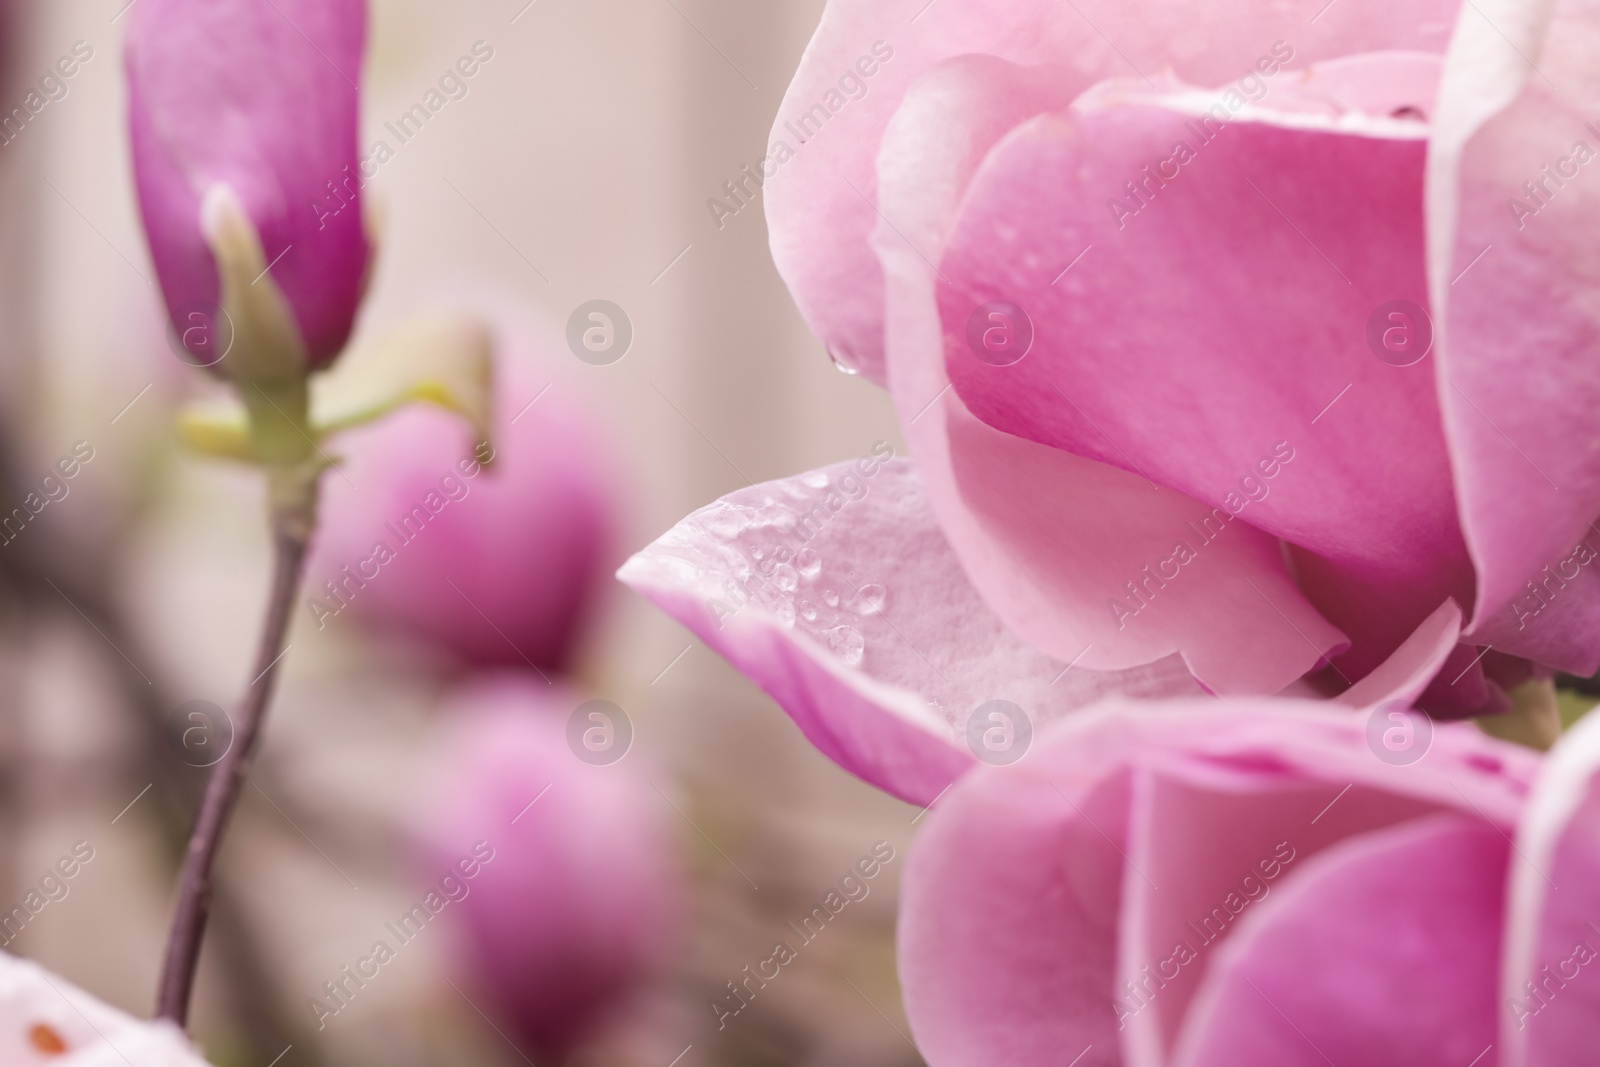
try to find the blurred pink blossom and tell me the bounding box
[126,0,370,367]
[414,675,678,1062]
[310,337,618,672]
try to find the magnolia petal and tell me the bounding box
[1171,817,1505,1067]
[1334,598,1463,709]
[618,458,1202,805]
[934,55,1471,680]
[1427,0,1600,673]
[1116,774,1474,1064]
[127,0,369,367]
[1500,704,1600,1065]
[0,952,211,1065]
[876,58,1347,694]
[767,0,1462,383]
[899,700,1537,1067]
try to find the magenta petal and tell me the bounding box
[1172,816,1505,1067]
[875,59,1347,694]
[767,0,1464,384]
[935,55,1471,679]
[1116,772,1471,1063]
[1333,598,1462,709]
[899,700,1536,1067]
[618,459,1202,805]
[1427,3,1600,673]
[126,0,370,366]
[1501,709,1600,1064]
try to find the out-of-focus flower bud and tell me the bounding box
[0,952,212,1064]
[126,0,370,369]
[308,333,618,672]
[415,676,678,1062]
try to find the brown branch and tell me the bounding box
[155,516,311,1025]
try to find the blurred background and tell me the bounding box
[0,0,929,1064]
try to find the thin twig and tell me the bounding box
[155,518,311,1024]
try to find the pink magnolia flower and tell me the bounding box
[309,337,619,671]
[897,699,1600,1066]
[750,0,1600,712]
[623,0,1600,800]
[622,457,1464,804]
[126,0,370,367]
[0,951,212,1064]
[414,676,678,1062]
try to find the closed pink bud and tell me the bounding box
[125,0,370,367]
[415,676,678,1061]
[308,339,619,670]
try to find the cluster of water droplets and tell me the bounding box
[650,470,887,668]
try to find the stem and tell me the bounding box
[155,512,312,1025]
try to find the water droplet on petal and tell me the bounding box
[825,624,864,666]
[799,600,818,622]
[796,549,821,578]
[826,343,863,375]
[851,584,887,616]
[824,589,839,608]
[772,564,799,592]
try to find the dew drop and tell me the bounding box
[851,583,887,616]
[772,564,799,592]
[799,600,818,622]
[796,548,822,578]
[824,589,840,608]
[771,598,796,627]
[751,547,766,562]
[825,624,865,666]
[826,343,863,375]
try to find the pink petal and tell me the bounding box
[899,699,1537,1067]
[1501,705,1600,1065]
[126,0,370,367]
[0,952,212,1065]
[1333,598,1463,709]
[934,54,1472,680]
[1427,0,1600,673]
[767,0,1463,383]
[1172,816,1505,1067]
[875,58,1347,694]
[1117,776,1478,1063]
[618,458,1202,806]
[310,339,619,671]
